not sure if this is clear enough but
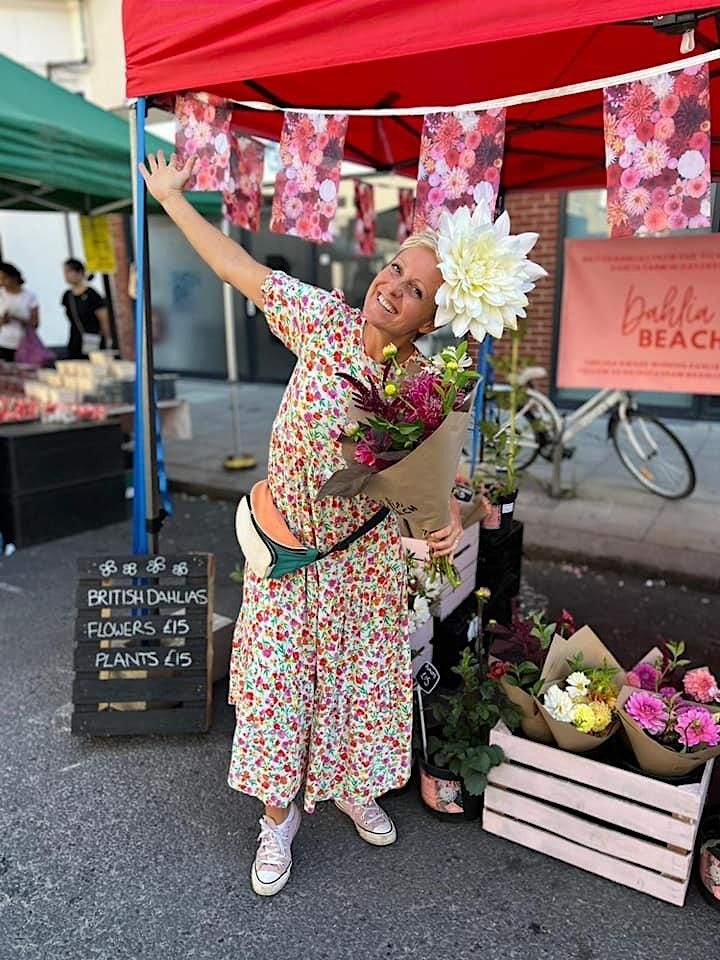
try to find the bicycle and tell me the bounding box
[487,366,696,500]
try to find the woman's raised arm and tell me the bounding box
[138,150,270,308]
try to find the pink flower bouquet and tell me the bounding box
[618,685,720,777]
[316,343,478,544]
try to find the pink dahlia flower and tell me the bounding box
[683,667,719,704]
[660,686,679,699]
[633,662,661,691]
[675,707,720,749]
[625,691,669,735]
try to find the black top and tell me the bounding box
[61,287,105,358]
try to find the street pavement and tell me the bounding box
[1,496,719,960]
[164,379,720,589]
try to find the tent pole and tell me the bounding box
[220,218,256,472]
[129,98,161,554]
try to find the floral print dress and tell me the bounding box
[227,271,413,813]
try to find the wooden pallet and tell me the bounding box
[482,721,713,906]
[72,553,214,735]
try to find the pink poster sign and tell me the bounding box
[413,109,506,232]
[603,64,711,238]
[557,236,720,395]
[270,112,348,243]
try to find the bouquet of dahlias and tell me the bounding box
[488,607,576,745]
[618,641,720,776]
[533,625,627,753]
[316,343,478,572]
[541,657,618,741]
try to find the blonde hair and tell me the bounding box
[397,229,439,259]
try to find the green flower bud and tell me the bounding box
[384,382,398,397]
[382,343,398,360]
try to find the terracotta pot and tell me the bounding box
[418,756,482,821]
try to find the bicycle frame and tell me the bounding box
[560,388,628,445]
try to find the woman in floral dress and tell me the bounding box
[140,151,462,896]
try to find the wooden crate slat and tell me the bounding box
[74,640,207,672]
[483,786,690,880]
[488,762,695,849]
[74,613,208,643]
[77,554,208,577]
[490,722,704,819]
[73,675,207,702]
[75,583,210,611]
[482,810,688,907]
[71,705,209,736]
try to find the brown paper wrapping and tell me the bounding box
[316,389,475,539]
[617,685,720,777]
[499,677,553,744]
[533,624,627,754]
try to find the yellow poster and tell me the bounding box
[79,215,117,274]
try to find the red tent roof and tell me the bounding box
[122,2,720,190]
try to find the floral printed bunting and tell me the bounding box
[223,132,264,232]
[353,181,376,255]
[174,93,233,192]
[604,65,711,237]
[413,109,506,232]
[270,112,348,243]
[396,188,414,244]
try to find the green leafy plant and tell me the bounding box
[427,647,520,796]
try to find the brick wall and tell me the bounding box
[469,191,562,392]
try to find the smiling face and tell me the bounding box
[362,244,442,344]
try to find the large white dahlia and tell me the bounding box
[434,201,547,343]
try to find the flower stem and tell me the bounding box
[432,554,461,588]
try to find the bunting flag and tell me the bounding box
[270,112,348,243]
[413,109,506,232]
[353,181,376,255]
[604,64,711,237]
[174,93,233,191]
[223,132,264,231]
[396,188,414,243]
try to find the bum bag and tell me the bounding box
[235,479,389,579]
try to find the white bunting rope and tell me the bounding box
[221,48,720,117]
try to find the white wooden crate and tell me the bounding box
[482,721,714,906]
[409,616,433,652]
[403,523,479,622]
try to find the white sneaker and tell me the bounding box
[334,798,397,846]
[251,803,301,896]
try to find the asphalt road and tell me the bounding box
[1,496,718,960]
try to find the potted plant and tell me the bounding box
[418,646,520,820]
[487,606,576,743]
[697,807,720,910]
[474,328,524,534]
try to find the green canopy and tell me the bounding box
[0,54,220,216]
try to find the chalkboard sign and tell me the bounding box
[415,662,440,696]
[71,553,215,736]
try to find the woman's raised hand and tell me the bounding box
[138,150,195,205]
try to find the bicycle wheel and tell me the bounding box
[610,411,696,499]
[493,395,558,471]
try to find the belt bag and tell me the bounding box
[235,479,389,579]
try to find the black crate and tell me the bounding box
[0,421,124,495]
[476,520,524,594]
[0,473,126,548]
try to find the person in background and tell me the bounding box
[61,258,112,359]
[0,262,40,362]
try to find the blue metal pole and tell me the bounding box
[132,97,147,555]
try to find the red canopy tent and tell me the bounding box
[123,2,720,188]
[120,2,720,553]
